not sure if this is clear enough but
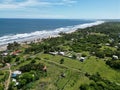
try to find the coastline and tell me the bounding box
[0,21,105,51]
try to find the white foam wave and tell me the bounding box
[0,21,105,45]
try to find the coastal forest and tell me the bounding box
[0,22,120,90]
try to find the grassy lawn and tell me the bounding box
[33,58,89,90]
[38,53,120,84]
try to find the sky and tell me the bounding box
[0,0,120,19]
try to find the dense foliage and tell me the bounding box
[80,73,120,90]
[19,63,45,72]
[106,59,120,70]
[7,41,20,50]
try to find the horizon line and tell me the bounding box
[0,17,120,20]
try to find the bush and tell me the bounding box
[15,57,20,62]
[31,60,36,63]
[72,54,77,59]
[106,60,120,70]
[80,84,89,90]
[81,53,87,57]
[60,58,64,64]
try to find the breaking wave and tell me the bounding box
[0,21,105,45]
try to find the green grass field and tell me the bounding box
[18,53,120,90]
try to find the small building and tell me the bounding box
[80,57,85,62]
[105,43,110,46]
[13,70,22,75]
[58,52,65,56]
[112,55,119,60]
[12,78,17,82]
[12,78,19,86]
[10,50,22,56]
[16,50,22,53]
[68,55,72,58]
[12,70,22,78]
[1,52,8,56]
[49,52,58,55]
[10,52,18,56]
[114,46,118,48]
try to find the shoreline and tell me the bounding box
[0,34,60,51]
[0,21,105,51]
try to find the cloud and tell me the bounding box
[0,0,77,9]
[62,0,77,3]
[0,0,51,9]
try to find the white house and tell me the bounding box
[12,70,22,75]
[1,52,8,56]
[112,55,119,60]
[59,52,65,56]
[49,52,58,55]
[105,43,110,46]
[12,78,19,86]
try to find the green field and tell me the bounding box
[17,53,120,90]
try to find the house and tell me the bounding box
[49,52,58,55]
[68,55,72,58]
[114,46,118,48]
[105,43,110,46]
[15,50,22,53]
[10,52,18,56]
[112,55,119,60]
[12,78,19,86]
[10,50,22,56]
[1,52,8,56]
[58,52,65,56]
[12,70,22,78]
[13,70,21,75]
[12,78,17,82]
[80,57,85,62]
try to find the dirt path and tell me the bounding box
[5,64,12,90]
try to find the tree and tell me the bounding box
[80,84,89,90]
[0,83,4,90]
[31,59,36,63]
[60,58,64,64]
[72,54,77,59]
[15,57,20,62]
[4,55,12,63]
[7,41,20,50]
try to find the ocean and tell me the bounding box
[0,19,104,45]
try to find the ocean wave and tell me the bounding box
[0,21,105,45]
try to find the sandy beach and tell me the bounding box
[0,45,7,51]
